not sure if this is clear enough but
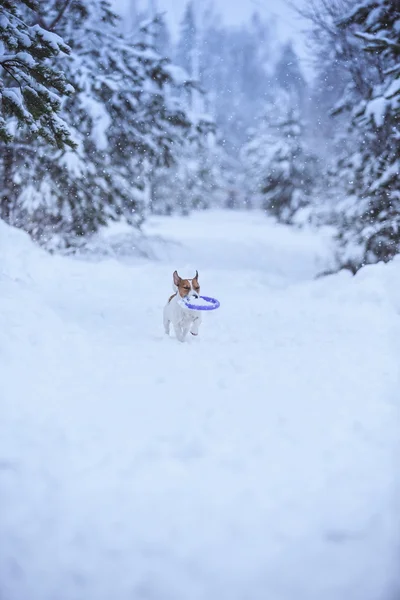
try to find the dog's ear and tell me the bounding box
[193,270,199,280]
[173,270,181,287]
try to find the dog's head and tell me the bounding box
[173,270,200,299]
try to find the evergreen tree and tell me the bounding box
[309,49,349,158]
[8,1,196,249]
[154,13,171,58]
[242,92,318,224]
[176,1,197,79]
[199,10,273,153]
[273,42,306,109]
[301,0,400,270]
[334,0,399,269]
[0,0,75,222]
[151,115,225,216]
[0,0,74,147]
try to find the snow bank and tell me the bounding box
[0,211,399,600]
[0,219,47,282]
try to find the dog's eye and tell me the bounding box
[183,286,190,290]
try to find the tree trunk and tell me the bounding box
[1,145,14,223]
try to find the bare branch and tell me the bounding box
[48,0,72,31]
[37,0,72,32]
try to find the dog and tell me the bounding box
[163,270,202,342]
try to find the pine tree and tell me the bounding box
[273,42,306,109]
[0,0,75,222]
[334,0,400,269]
[309,50,349,159]
[9,1,196,249]
[301,0,400,270]
[153,13,171,58]
[0,0,74,147]
[199,10,272,153]
[149,1,230,217]
[176,1,197,79]
[151,114,225,216]
[242,92,318,224]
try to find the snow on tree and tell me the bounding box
[337,0,400,269]
[195,8,274,153]
[172,6,286,200]
[0,0,74,147]
[242,91,318,224]
[273,42,306,110]
[176,1,197,79]
[301,0,400,270]
[174,0,204,114]
[0,0,76,222]
[329,0,399,270]
[153,12,171,58]
[150,102,225,215]
[309,50,350,159]
[147,1,228,217]
[151,117,227,216]
[6,1,197,248]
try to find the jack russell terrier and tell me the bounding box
[163,270,202,342]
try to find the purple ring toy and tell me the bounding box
[182,295,220,311]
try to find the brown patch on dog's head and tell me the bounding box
[173,270,200,298]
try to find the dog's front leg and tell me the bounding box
[191,316,201,336]
[173,323,185,342]
[181,324,190,340]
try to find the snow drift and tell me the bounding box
[0,211,399,600]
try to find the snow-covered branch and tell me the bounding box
[354,31,400,53]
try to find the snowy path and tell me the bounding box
[0,211,399,600]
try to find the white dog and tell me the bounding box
[163,270,202,342]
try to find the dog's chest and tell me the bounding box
[169,299,198,325]
[177,305,198,326]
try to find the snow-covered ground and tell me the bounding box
[0,210,399,600]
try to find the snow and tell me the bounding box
[164,63,190,85]
[15,51,35,67]
[79,95,111,151]
[370,160,399,191]
[0,53,34,66]
[1,210,399,600]
[385,77,400,99]
[2,89,29,118]
[365,96,387,127]
[32,25,67,52]
[59,149,88,179]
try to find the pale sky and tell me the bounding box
[113,0,312,75]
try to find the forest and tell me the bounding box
[0,0,399,272]
[1,3,400,598]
